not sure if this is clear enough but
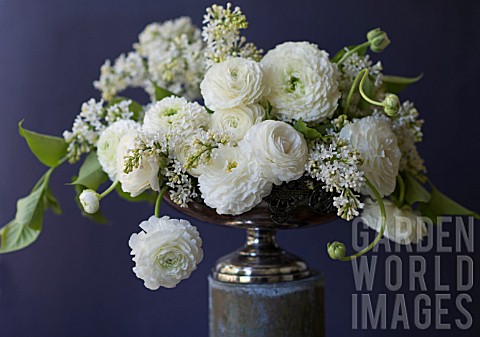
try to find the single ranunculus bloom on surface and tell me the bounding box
[361,198,428,245]
[243,120,308,185]
[261,41,340,123]
[200,57,266,110]
[129,215,204,290]
[340,116,401,197]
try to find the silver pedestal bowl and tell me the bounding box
[165,178,336,284]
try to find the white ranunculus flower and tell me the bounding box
[116,132,160,197]
[79,189,100,214]
[200,57,266,110]
[129,215,203,289]
[361,198,428,245]
[209,104,265,141]
[261,41,340,122]
[97,120,141,181]
[142,96,210,135]
[173,134,204,177]
[243,120,308,185]
[198,145,273,215]
[340,116,401,197]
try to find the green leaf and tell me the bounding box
[314,123,333,134]
[19,120,68,168]
[382,74,423,94]
[417,182,480,224]
[73,183,109,224]
[43,187,62,215]
[332,44,369,63]
[0,169,53,253]
[116,185,157,204]
[15,186,46,231]
[294,119,325,140]
[403,172,431,206]
[71,152,108,190]
[264,100,274,120]
[152,82,176,101]
[0,220,41,253]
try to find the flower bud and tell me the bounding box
[79,189,101,214]
[333,114,349,130]
[367,28,391,53]
[383,94,400,116]
[327,241,346,260]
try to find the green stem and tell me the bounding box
[33,168,54,191]
[343,69,366,114]
[337,41,371,65]
[338,179,387,261]
[154,185,169,218]
[358,69,384,107]
[396,175,406,206]
[100,179,119,199]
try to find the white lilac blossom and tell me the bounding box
[93,52,147,101]
[387,102,426,178]
[243,120,308,185]
[118,130,199,206]
[209,104,265,141]
[142,96,210,136]
[129,215,203,289]
[198,145,272,215]
[261,41,341,123]
[79,189,101,214]
[338,52,383,117]
[104,100,136,124]
[172,134,204,177]
[340,116,401,198]
[202,3,262,67]
[306,133,365,220]
[163,158,199,207]
[183,130,232,173]
[135,17,200,58]
[63,99,105,163]
[116,132,161,197]
[200,57,266,111]
[135,17,205,100]
[63,99,138,163]
[97,120,141,181]
[361,198,428,245]
[95,17,205,101]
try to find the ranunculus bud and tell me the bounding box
[327,241,346,260]
[383,94,400,116]
[79,189,101,214]
[367,28,391,53]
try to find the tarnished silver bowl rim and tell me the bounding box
[164,177,337,229]
[163,178,337,284]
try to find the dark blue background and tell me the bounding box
[1,0,479,336]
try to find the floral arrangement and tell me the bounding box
[1,3,478,290]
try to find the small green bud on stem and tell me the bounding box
[367,28,391,53]
[327,241,346,260]
[383,94,400,116]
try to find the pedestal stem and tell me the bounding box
[242,228,280,257]
[212,227,310,283]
